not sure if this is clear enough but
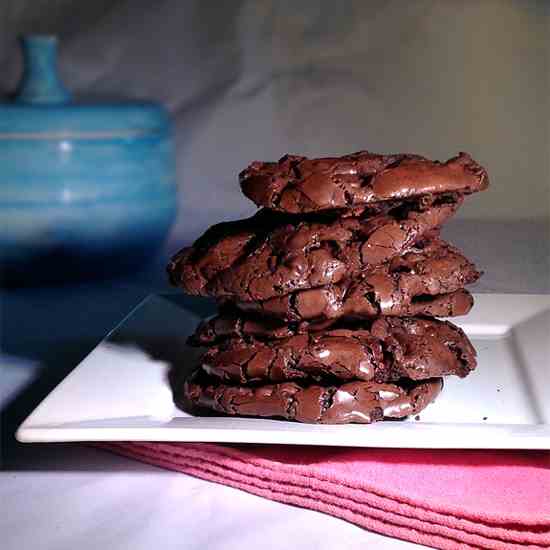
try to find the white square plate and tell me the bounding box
[17,293,550,449]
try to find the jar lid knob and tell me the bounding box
[15,35,71,105]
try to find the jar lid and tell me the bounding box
[1,35,171,138]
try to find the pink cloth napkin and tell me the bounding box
[97,442,550,549]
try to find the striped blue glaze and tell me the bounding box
[1,36,177,284]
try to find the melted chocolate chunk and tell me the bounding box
[369,316,477,380]
[240,151,488,213]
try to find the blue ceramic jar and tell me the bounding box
[1,36,177,284]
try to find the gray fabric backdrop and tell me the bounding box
[1,0,548,250]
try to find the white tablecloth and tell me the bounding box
[2,444,425,550]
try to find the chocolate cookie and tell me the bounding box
[188,310,311,346]
[194,316,475,384]
[189,308,343,346]
[181,373,443,424]
[240,151,488,213]
[200,329,385,384]
[233,239,480,321]
[167,196,461,301]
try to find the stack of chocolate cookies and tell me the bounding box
[168,151,488,424]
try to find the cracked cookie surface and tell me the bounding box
[240,151,488,213]
[167,197,461,301]
[181,372,443,424]
[232,238,480,321]
[193,316,476,384]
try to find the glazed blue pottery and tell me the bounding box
[1,35,177,285]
